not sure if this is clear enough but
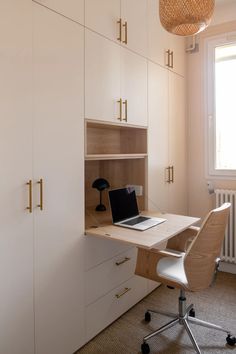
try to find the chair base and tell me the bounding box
[142,290,232,354]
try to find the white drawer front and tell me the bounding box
[85,235,132,270]
[86,275,147,341]
[85,248,137,305]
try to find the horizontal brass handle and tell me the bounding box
[115,287,131,299]
[115,257,131,266]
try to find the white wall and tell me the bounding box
[187,1,236,219]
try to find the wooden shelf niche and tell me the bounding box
[85,120,148,229]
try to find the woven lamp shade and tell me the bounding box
[159,0,215,36]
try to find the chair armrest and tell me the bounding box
[154,249,183,258]
[166,226,199,252]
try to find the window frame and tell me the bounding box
[205,31,236,178]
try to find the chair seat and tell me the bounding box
[156,252,188,287]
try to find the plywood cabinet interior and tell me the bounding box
[85,120,147,227]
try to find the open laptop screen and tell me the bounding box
[109,188,139,223]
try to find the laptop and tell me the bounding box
[108,187,166,231]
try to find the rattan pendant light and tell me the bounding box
[159,0,215,36]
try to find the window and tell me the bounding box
[206,33,236,177]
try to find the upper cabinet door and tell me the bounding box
[34,0,84,24]
[147,0,186,76]
[121,0,148,57]
[148,0,171,67]
[85,30,121,123]
[85,0,121,42]
[0,1,34,353]
[121,48,147,126]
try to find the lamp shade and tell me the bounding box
[159,0,215,36]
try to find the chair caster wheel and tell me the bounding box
[189,308,195,317]
[144,311,151,322]
[141,342,150,354]
[226,334,236,346]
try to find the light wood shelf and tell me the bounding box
[85,153,148,161]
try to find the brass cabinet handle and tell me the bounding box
[117,18,122,42]
[115,287,131,299]
[117,98,123,121]
[122,99,128,121]
[26,180,32,213]
[37,178,43,210]
[170,51,174,68]
[115,257,131,266]
[166,166,171,183]
[166,49,170,67]
[170,165,174,183]
[122,21,128,44]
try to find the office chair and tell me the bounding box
[135,203,236,354]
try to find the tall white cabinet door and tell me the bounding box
[121,48,147,126]
[168,72,187,215]
[33,4,85,354]
[148,62,169,213]
[0,1,34,354]
[34,0,84,24]
[85,30,121,123]
[147,0,171,67]
[121,0,148,57]
[85,0,121,42]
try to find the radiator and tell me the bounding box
[215,189,236,263]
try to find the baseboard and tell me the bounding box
[219,261,236,274]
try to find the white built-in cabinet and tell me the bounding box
[33,4,85,354]
[85,29,147,126]
[85,0,147,57]
[147,0,185,77]
[148,62,187,215]
[33,0,84,25]
[0,0,187,352]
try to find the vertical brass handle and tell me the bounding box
[166,50,170,67]
[166,166,171,183]
[170,51,174,68]
[117,98,122,121]
[37,178,43,210]
[122,21,128,44]
[26,180,32,213]
[117,18,122,42]
[115,287,131,299]
[122,99,128,121]
[170,166,174,183]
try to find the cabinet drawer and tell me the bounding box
[86,275,147,341]
[85,248,137,305]
[85,235,132,270]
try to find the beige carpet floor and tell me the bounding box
[77,272,236,354]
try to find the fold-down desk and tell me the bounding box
[85,210,200,249]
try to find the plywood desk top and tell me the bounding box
[85,210,200,249]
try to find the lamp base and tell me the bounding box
[95,204,106,212]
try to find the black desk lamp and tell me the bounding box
[92,178,110,211]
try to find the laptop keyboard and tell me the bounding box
[121,216,150,226]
